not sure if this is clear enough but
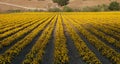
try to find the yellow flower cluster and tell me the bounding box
[54,15,69,64]
[0,12,120,64]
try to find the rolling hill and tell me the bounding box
[0,0,120,12]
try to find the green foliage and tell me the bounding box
[48,8,61,12]
[101,4,110,11]
[108,1,120,11]
[63,6,73,12]
[73,8,81,12]
[90,5,106,12]
[7,10,21,13]
[52,0,69,6]
[92,6,100,12]
[81,4,109,12]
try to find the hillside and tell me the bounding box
[0,0,120,12]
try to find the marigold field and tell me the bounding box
[0,12,120,64]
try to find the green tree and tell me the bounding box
[108,1,120,11]
[53,0,69,6]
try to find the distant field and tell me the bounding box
[0,12,120,64]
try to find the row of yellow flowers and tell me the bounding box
[54,15,69,64]
[63,15,102,64]
[67,15,120,64]
[23,15,56,64]
[0,15,53,64]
